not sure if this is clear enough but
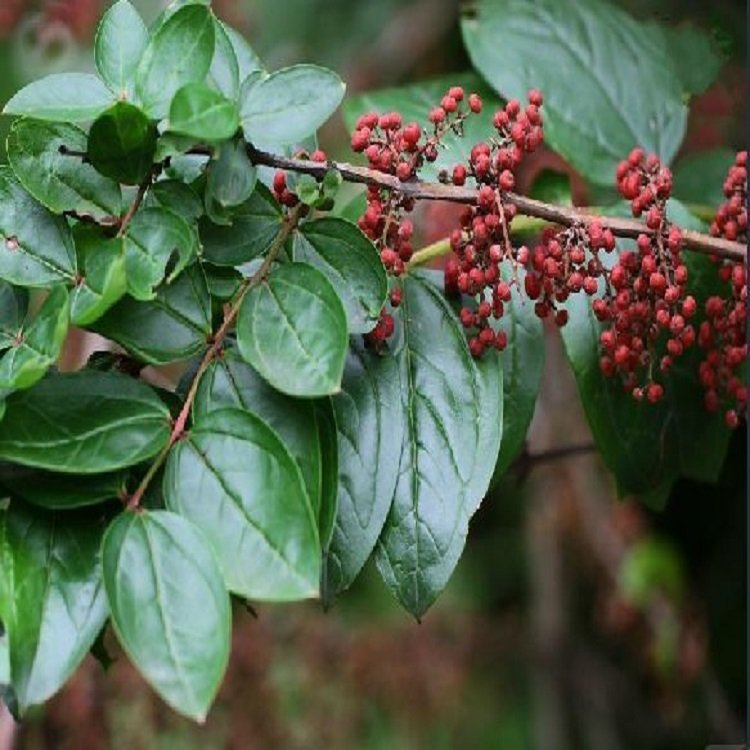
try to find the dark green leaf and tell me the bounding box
[206,138,257,208]
[199,182,281,266]
[3,74,114,122]
[0,286,69,391]
[529,169,572,206]
[237,262,348,397]
[95,0,149,97]
[660,24,723,96]
[87,102,158,186]
[70,227,127,326]
[202,264,241,301]
[296,217,387,334]
[240,64,345,146]
[7,119,121,219]
[375,274,503,617]
[0,501,108,713]
[93,265,211,365]
[0,371,170,473]
[324,342,405,596]
[102,510,230,721]
[343,73,497,182]
[164,408,320,600]
[461,0,688,185]
[123,207,198,301]
[313,398,338,552]
[0,282,28,351]
[169,83,239,141]
[147,180,203,222]
[0,167,77,287]
[0,466,125,509]
[194,347,323,514]
[208,19,240,99]
[673,148,736,208]
[135,5,215,120]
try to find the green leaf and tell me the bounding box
[0,167,77,287]
[93,265,211,365]
[673,148,736,208]
[491,266,544,478]
[208,19,240,99]
[0,466,125,510]
[240,64,345,146]
[559,201,731,494]
[660,24,723,96]
[199,182,281,266]
[7,119,121,220]
[206,138,257,209]
[194,347,323,516]
[343,73,498,182]
[237,263,348,397]
[324,342,405,596]
[147,180,203,222]
[202,264,241,301]
[135,5,215,120]
[0,282,28,351]
[71,227,127,326]
[123,207,198,301]
[169,83,239,141]
[313,398,338,552]
[375,274,503,617]
[461,0,688,186]
[223,24,262,81]
[102,510,230,722]
[95,0,149,97]
[87,102,158,186]
[0,501,108,713]
[0,286,69,391]
[164,408,320,601]
[295,218,387,334]
[3,74,114,123]
[0,371,170,473]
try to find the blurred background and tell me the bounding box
[0,1,745,748]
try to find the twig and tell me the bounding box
[117,176,152,238]
[126,205,303,511]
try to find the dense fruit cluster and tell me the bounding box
[700,151,748,427]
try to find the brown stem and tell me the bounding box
[125,205,303,511]
[117,176,152,238]
[240,145,745,262]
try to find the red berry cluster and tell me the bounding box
[699,151,748,428]
[443,90,546,357]
[271,150,328,208]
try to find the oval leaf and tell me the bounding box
[164,408,321,601]
[240,64,345,146]
[296,217,387,334]
[206,138,257,209]
[135,5,215,120]
[207,18,240,99]
[3,73,114,122]
[0,371,170,473]
[7,119,121,219]
[0,281,28,351]
[0,501,108,714]
[169,82,239,141]
[374,274,503,618]
[237,262,348,397]
[102,510,230,722]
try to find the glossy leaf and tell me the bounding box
[237,263,348,397]
[206,138,257,209]
[314,399,338,551]
[324,342,405,595]
[194,347,322,514]
[135,5,215,120]
[147,180,203,222]
[375,274,503,617]
[7,119,121,220]
[240,64,345,146]
[3,74,114,122]
[0,282,28,351]
[102,510,230,721]
[0,167,77,287]
[169,83,239,141]
[199,182,281,266]
[164,408,321,601]
[93,265,211,365]
[0,371,170,473]
[207,19,240,99]
[70,227,127,326]
[87,103,158,186]
[295,217,387,334]
[123,207,198,301]
[461,0,688,185]
[0,286,69,391]
[0,501,108,714]
[95,0,149,97]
